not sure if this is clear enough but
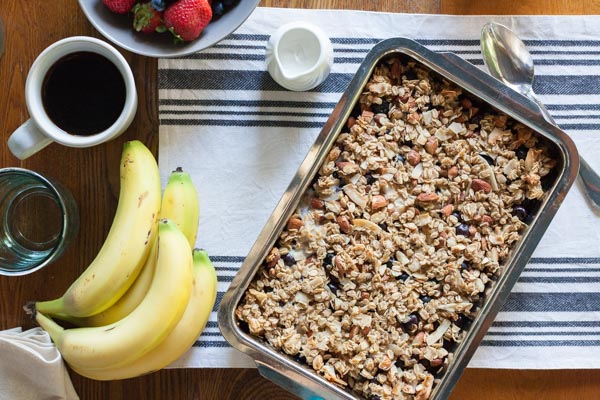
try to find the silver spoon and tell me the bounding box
[481,22,600,211]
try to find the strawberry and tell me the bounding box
[164,0,212,42]
[133,2,166,33]
[102,0,137,14]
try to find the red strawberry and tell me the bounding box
[133,2,165,33]
[164,0,212,42]
[102,0,137,14]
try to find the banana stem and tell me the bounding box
[35,311,65,346]
[35,298,67,316]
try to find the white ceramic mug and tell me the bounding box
[265,22,334,92]
[8,36,137,160]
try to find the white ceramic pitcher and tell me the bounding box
[265,22,334,92]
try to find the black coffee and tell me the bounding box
[42,51,126,136]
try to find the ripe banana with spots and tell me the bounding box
[66,168,200,327]
[34,219,193,370]
[35,140,161,318]
[70,249,217,380]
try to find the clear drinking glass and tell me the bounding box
[0,168,79,276]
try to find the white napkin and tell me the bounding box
[159,8,600,369]
[0,327,78,400]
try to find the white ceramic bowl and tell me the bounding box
[78,0,259,58]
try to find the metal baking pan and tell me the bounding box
[218,37,579,400]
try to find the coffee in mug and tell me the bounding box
[7,36,137,160]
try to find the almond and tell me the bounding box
[337,215,351,233]
[448,166,459,179]
[482,215,493,224]
[461,98,472,109]
[287,217,304,230]
[469,226,477,237]
[471,178,492,193]
[310,197,324,209]
[347,116,356,129]
[266,248,280,267]
[407,150,421,166]
[441,204,454,217]
[417,192,439,202]
[424,136,438,155]
[371,195,387,210]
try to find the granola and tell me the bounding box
[236,55,557,400]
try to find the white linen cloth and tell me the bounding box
[159,8,600,369]
[0,327,78,400]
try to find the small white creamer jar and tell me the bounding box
[265,22,334,92]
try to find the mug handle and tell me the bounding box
[7,119,53,160]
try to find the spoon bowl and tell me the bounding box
[481,22,600,212]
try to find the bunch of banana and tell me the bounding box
[29,141,217,380]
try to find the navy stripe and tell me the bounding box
[160,70,600,95]
[212,291,224,312]
[213,44,265,50]
[214,266,240,272]
[481,340,600,347]
[183,54,600,67]
[559,123,600,130]
[210,255,246,263]
[554,115,600,119]
[547,104,600,111]
[529,257,600,264]
[218,275,235,283]
[206,321,218,328]
[525,268,600,272]
[492,321,600,328]
[193,340,232,348]
[160,110,331,117]
[486,331,600,336]
[159,99,338,108]
[519,276,600,283]
[160,119,325,128]
[201,331,224,336]
[502,293,600,312]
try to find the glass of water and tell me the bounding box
[0,168,79,276]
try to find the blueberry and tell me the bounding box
[379,222,388,232]
[394,357,409,368]
[403,314,419,331]
[460,261,470,271]
[212,1,225,20]
[370,396,382,400]
[479,153,494,165]
[222,0,239,8]
[456,223,470,236]
[455,314,473,329]
[386,257,395,269]
[512,205,528,222]
[397,272,410,281]
[323,253,334,266]
[396,154,405,164]
[293,353,307,364]
[283,253,296,266]
[451,211,462,222]
[151,0,167,11]
[327,282,339,295]
[352,103,362,118]
[365,173,376,185]
[420,295,431,304]
[515,146,528,160]
[238,320,250,334]
[404,69,418,80]
[371,101,390,115]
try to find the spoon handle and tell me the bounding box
[527,91,600,211]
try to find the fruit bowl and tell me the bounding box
[78,0,259,58]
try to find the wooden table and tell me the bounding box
[1,1,600,399]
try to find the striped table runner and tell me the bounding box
[158,8,600,369]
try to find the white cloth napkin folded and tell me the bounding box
[159,8,600,369]
[0,327,78,400]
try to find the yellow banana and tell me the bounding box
[35,219,193,370]
[68,168,199,327]
[70,249,217,380]
[35,141,161,317]
[161,167,200,246]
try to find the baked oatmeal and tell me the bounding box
[236,55,557,400]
